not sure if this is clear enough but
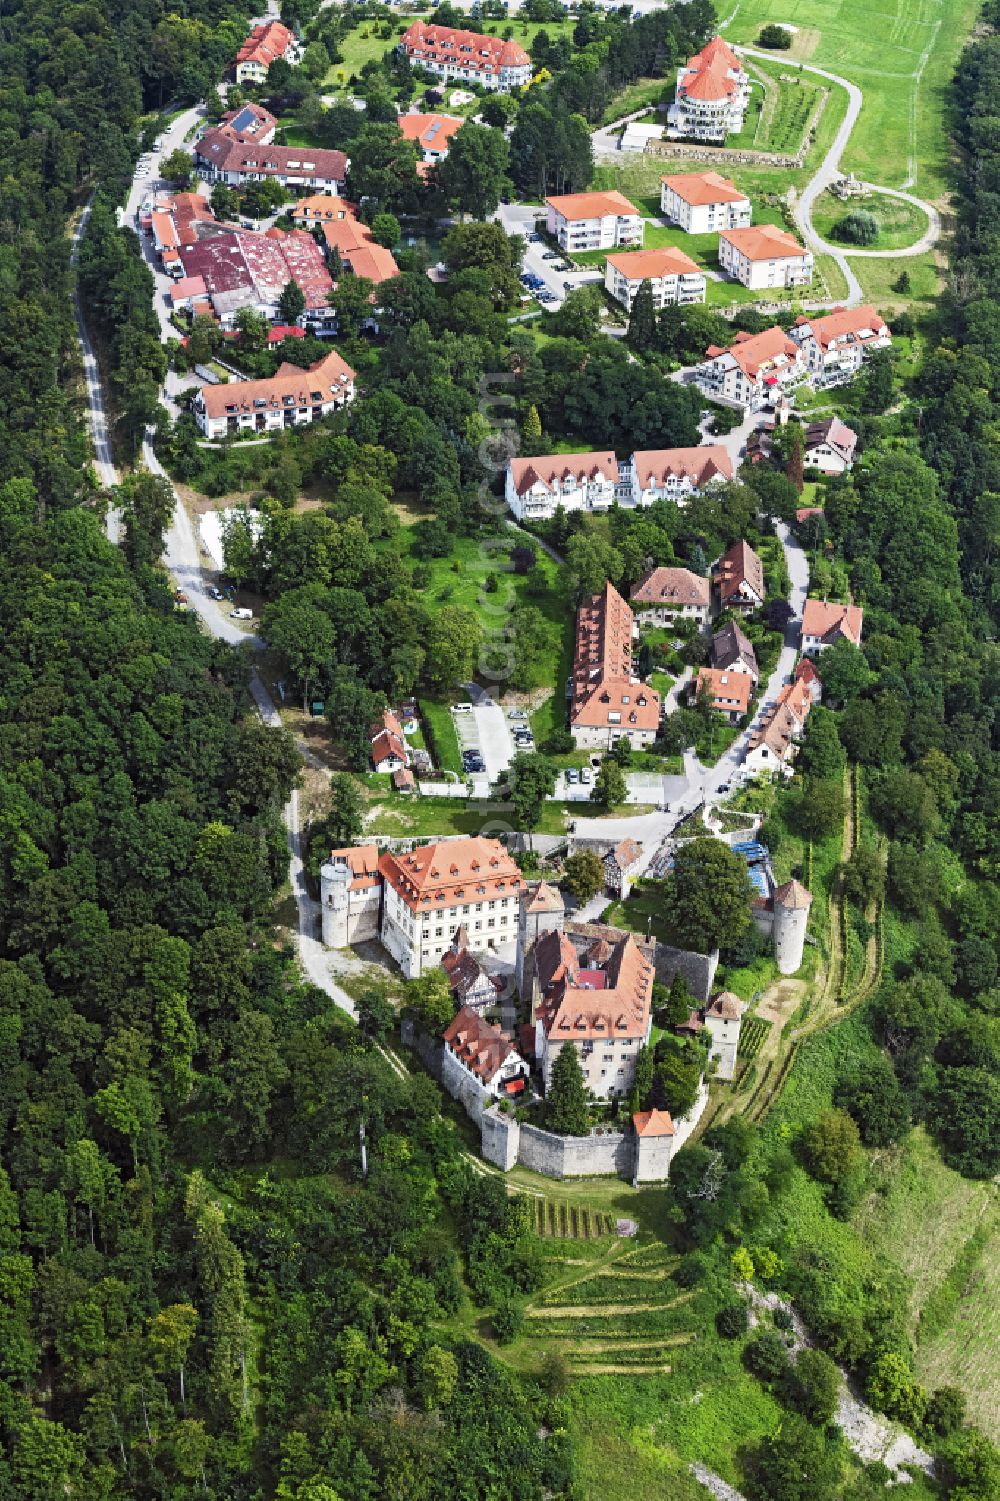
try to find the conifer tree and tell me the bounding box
[627,278,657,353]
[546,1045,591,1135]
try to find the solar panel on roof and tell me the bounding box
[425,121,442,140]
[230,106,257,131]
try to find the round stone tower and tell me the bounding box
[320,860,352,948]
[772,878,812,975]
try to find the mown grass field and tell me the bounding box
[725,0,980,198]
[809,185,931,249]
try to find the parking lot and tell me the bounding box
[451,690,516,785]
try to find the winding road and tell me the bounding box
[734,47,941,305]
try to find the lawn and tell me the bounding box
[724,0,981,199]
[809,186,930,250]
[851,249,943,316]
[322,22,402,87]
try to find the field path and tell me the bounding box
[736,47,941,302]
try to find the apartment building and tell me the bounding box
[545,190,643,253]
[379,838,524,979]
[718,223,813,290]
[667,36,750,142]
[191,349,355,439]
[631,566,711,626]
[625,444,732,506]
[790,304,892,376]
[195,126,348,193]
[660,170,751,234]
[398,20,532,90]
[569,582,661,750]
[397,110,464,165]
[804,416,858,474]
[235,20,297,84]
[699,326,806,408]
[604,246,705,310]
[505,451,618,521]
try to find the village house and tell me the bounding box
[603,838,642,899]
[290,193,345,227]
[379,838,524,979]
[604,246,706,310]
[195,126,348,194]
[745,676,812,777]
[794,656,823,703]
[718,224,813,290]
[625,444,733,507]
[801,599,864,656]
[660,170,752,233]
[711,619,759,683]
[791,304,891,377]
[532,929,654,1099]
[441,928,502,1011]
[545,190,643,253]
[370,710,409,773]
[234,20,297,85]
[191,348,355,439]
[714,539,766,614]
[442,1008,528,1100]
[179,225,334,330]
[398,110,464,166]
[569,582,661,750]
[804,416,858,474]
[505,451,618,521]
[319,845,382,948]
[219,102,277,143]
[630,565,711,626]
[699,327,807,408]
[668,36,751,142]
[691,667,753,722]
[398,20,532,90]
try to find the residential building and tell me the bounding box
[379,838,523,978]
[219,102,278,143]
[699,326,806,408]
[319,845,382,947]
[703,991,747,1080]
[714,539,766,614]
[532,929,654,1099]
[179,226,334,329]
[195,126,348,193]
[626,444,732,507]
[394,768,415,793]
[791,304,891,376]
[235,20,297,84]
[291,193,347,227]
[804,416,858,474]
[398,20,532,90]
[398,110,464,166]
[443,1007,528,1100]
[691,667,753,721]
[545,190,643,253]
[630,566,711,626]
[441,928,502,1011]
[603,838,642,899]
[745,677,812,777]
[569,582,661,750]
[801,599,863,656]
[660,170,751,233]
[147,191,216,270]
[794,656,823,703]
[321,204,401,286]
[191,348,355,439]
[604,246,705,310]
[718,224,813,290]
[668,36,751,142]
[371,727,408,773]
[505,451,618,522]
[711,620,758,683]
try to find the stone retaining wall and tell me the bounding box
[646,87,828,171]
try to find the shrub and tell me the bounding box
[492,1295,524,1345]
[782,1347,841,1425]
[835,211,879,245]
[744,1328,791,1384]
[676,1250,710,1288]
[717,1301,749,1339]
[758,22,792,46]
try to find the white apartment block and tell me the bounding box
[790,304,892,376]
[379,839,523,979]
[505,451,618,522]
[698,327,807,409]
[667,36,751,142]
[625,444,732,507]
[398,21,532,91]
[545,190,643,253]
[192,351,355,440]
[604,246,705,310]
[660,171,752,234]
[719,224,813,290]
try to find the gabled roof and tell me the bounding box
[609,838,642,870]
[706,990,746,1020]
[442,944,500,1002]
[400,20,530,72]
[632,445,733,491]
[341,242,401,286]
[196,127,348,184]
[801,598,863,646]
[794,304,890,349]
[220,103,277,138]
[631,566,710,609]
[534,928,580,993]
[326,844,381,890]
[397,110,464,152]
[707,326,801,379]
[539,933,654,1043]
[712,620,758,676]
[570,582,660,732]
[546,190,639,222]
[444,1006,520,1084]
[236,20,293,68]
[196,349,355,420]
[510,451,617,497]
[633,1107,675,1137]
[661,170,749,206]
[694,667,753,715]
[720,224,808,261]
[805,416,857,463]
[794,657,822,694]
[714,539,765,605]
[606,246,702,280]
[524,881,565,916]
[380,837,522,913]
[371,729,407,766]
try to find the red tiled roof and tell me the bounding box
[708,326,802,379]
[371,729,407,766]
[380,837,522,914]
[633,1107,675,1137]
[631,566,710,610]
[794,304,889,349]
[606,246,702,280]
[546,189,639,222]
[570,582,660,733]
[721,224,808,262]
[180,226,333,311]
[443,1006,521,1084]
[196,127,347,186]
[327,844,381,890]
[661,170,748,206]
[509,451,617,498]
[801,598,863,646]
[397,110,464,153]
[400,20,530,74]
[632,445,732,490]
[714,539,765,606]
[694,667,753,715]
[540,933,654,1043]
[236,20,293,69]
[196,349,354,420]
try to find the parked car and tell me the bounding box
[207,586,223,600]
[542,251,559,261]
[174,588,188,604]
[230,607,253,620]
[580,769,592,784]
[451,702,474,714]
[566,768,579,784]
[508,709,528,721]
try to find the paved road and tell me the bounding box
[126,104,206,340]
[463,682,515,782]
[497,203,603,307]
[70,200,122,540]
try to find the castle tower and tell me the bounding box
[515,881,565,998]
[320,860,352,948]
[772,878,812,975]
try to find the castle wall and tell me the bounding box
[440,1046,494,1123]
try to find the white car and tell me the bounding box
[230,607,254,620]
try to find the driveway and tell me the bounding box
[463,684,515,782]
[497,203,603,307]
[126,104,206,340]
